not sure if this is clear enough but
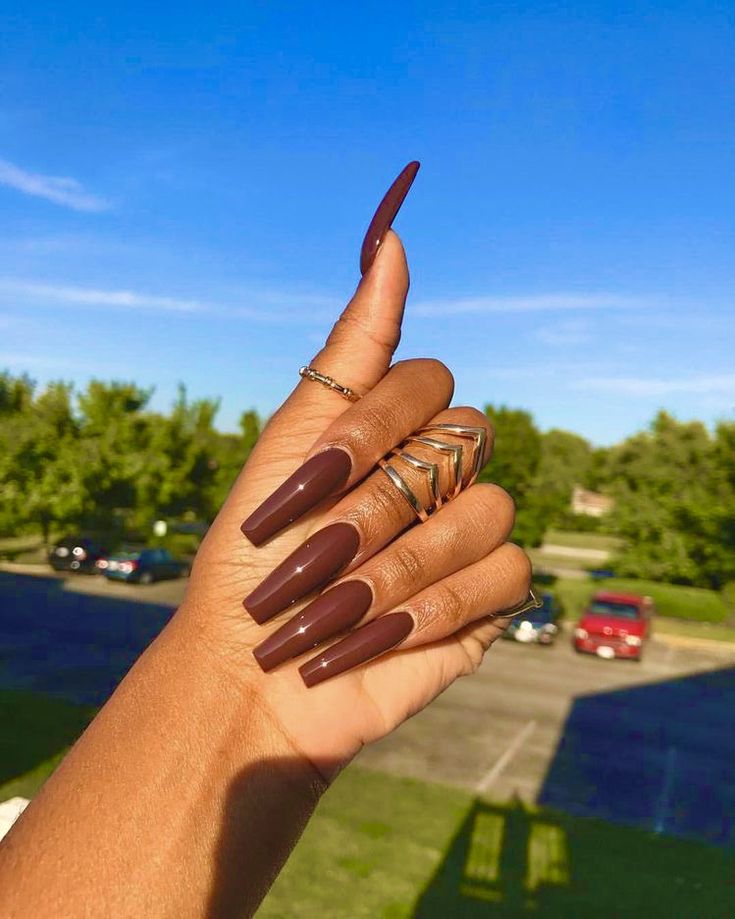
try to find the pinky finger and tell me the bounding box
[331,615,512,748]
[300,542,531,687]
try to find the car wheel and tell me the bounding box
[139,571,154,585]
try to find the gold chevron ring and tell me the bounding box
[378,423,487,523]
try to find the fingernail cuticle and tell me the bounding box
[243,522,360,624]
[359,161,420,276]
[253,579,373,672]
[241,448,352,546]
[299,610,414,688]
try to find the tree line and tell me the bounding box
[1,372,733,589]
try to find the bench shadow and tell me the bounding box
[413,796,735,917]
[415,664,735,916]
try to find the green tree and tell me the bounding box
[479,405,545,546]
[534,428,594,525]
[603,412,735,588]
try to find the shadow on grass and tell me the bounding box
[413,798,735,917]
[0,690,94,795]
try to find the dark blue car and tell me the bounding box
[502,591,563,646]
[99,548,189,585]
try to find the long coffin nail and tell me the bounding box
[241,448,352,546]
[359,161,420,275]
[300,611,413,688]
[244,522,360,624]
[253,580,373,672]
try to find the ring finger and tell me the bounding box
[243,406,493,623]
[252,482,515,670]
[299,541,532,686]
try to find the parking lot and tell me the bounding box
[2,565,734,847]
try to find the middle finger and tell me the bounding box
[243,406,493,623]
[252,483,515,670]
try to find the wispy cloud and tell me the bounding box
[575,373,735,397]
[0,158,111,212]
[0,277,338,322]
[413,293,644,317]
[535,319,594,346]
[1,279,205,312]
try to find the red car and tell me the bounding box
[573,591,654,660]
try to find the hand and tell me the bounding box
[181,166,532,779]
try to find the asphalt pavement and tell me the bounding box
[2,565,734,847]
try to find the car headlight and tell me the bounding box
[574,628,588,640]
[625,635,642,646]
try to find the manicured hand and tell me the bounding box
[183,164,532,778]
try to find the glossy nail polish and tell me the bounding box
[360,161,420,275]
[244,522,360,624]
[241,448,352,546]
[253,580,373,672]
[300,611,414,688]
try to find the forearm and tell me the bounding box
[0,609,327,918]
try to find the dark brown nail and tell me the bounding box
[244,522,360,624]
[359,161,420,275]
[253,580,373,672]
[300,611,414,688]
[241,448,352,546]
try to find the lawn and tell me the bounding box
[0,690,95,800]
[0,534,50,564]
[261,769,734,918]
[543,529,624,553]
[553,576,731,625]
[3,691,733,916]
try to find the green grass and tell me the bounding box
[0,534,50,563]
[652,617,735,644]
[259,768,733,917]
[554,576,730,625]
[0,691,95,800]
[3,691,733,916]
[544,529,623,552]
[528,549,595,572]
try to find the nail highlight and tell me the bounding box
[243,522,360,624]
[359,161,420,275]
[300,611,414,688]
[253,580,373,672]
[241,448,352,546]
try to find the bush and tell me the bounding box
[554,577,728,624]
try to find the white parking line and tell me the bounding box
[475,719,538,795]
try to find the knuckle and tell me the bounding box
[370,478,412,528]
[450,405,489,430]
[434,582,467,625]
[458,635,486,675]
[355,403,396,447]
[442,406,494,458]
[398,358,455,397]
[332,311,396,356]
[469,483,516,531]
[504,543,533,595]
[387,542,425,585]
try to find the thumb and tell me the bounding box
[314,228,409,395]
[307,160,420,396]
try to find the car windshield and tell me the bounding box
[588,600,640,620]
[526,596,555,624]
[112,547,144,559]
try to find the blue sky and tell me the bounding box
[0,1,733,444]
